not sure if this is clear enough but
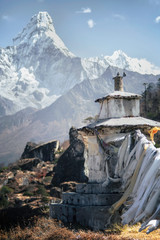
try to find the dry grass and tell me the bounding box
[0,217,160,240]
[116,223,160,240]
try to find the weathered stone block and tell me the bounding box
[76,183,107,194]
[62,192,122,206]
[76,183,122,194]
[50,203,121,230]
[75,205,110,230]
[50,203,76,223]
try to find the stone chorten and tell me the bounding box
[50,73,160,230]
[113,72,124,91]
[96,72,140,119]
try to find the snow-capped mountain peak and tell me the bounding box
[104,50,160,75]
[104,50,129,69]
[110,49,127,58]
[0,12,82,116]
[35,11,54,29]
[13,12,74,57]
[13,12,52,45]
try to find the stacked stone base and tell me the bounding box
[50,183,122,230]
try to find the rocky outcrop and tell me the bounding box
[51,127,88,187]
[21,140,60,162]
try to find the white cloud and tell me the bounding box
[76,8,91,14]
[155,16,160,23]
[87,19,95,28]
[113,14,125,20]
[2,15,10,21]
[83,8,91,13]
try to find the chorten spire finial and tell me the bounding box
[113,72,126,91]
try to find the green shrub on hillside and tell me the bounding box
[23,191,34,197]
[36,185,49,197]
[0,186,13,195]
[0,186,13,208]
[0,166,9,173]
[23,186,35,197]
[43,176,52,184]
[0,194,9,208]
[41,196,49,203]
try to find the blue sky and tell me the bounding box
[0,0,160,66]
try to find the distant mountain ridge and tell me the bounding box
[83,50,160,77]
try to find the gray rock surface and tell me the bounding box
[51,127,88,187]
[21,140,60,162]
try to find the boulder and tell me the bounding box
[51,127,88,187]
[21,140,60,162]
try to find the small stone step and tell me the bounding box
[76,182,122,194]
[62,192,122,206]
[50,203,121,230]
